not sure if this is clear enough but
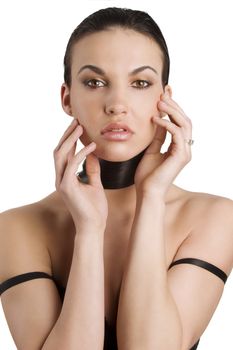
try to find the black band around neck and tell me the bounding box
[77,149,146,189]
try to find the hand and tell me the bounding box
[134,92,193,197]
[53,119,108,232]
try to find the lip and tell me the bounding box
[101,123,133,134]
[100,122,134,142]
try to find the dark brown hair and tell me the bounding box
[63,7,170,88]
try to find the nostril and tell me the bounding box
[106,109,127,116]
[105,103,128,116]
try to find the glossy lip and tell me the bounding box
[101,130,133,141]
[101,122,133,134]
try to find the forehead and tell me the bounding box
[71,28,163,74]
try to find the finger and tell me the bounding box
[67,142,77,162]
[59,125,84,165]
[54,125,83,188]
[153,117,187,153]
[54,119,78,152]
[154,117,192,163]
[160,95,192,127]
[146,122,167,154]
[161,94,186,115]
[85,153,103,188]
[62,142,96,186]
[158,100,192,134]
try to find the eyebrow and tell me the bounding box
[77,64,158,76]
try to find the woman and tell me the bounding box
[0,7,232,350]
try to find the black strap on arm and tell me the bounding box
[168,258,228,284]
[0,271,53,296]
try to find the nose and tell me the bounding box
[104,90,129,116]
[105,104,128,116]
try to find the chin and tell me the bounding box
[93,143,147,162]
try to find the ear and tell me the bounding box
[164,84,172,98]
[61,83,73,116]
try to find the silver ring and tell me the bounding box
[184,139,194,146]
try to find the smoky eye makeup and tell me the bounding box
[82,78,107,88]
[132,80,152,88]
[82,79,154,90]
[78,67,159,89]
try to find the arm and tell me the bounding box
[117,194,182,350]
[117,195,233,350]
[0,120,108,350]
[117,91,233,349]
[116,90,191,350]
[0,212,105,350]
[42,228,105,350]
[44,119,108,349]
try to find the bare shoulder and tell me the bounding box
[174,185,233,275]
[181,186,233,225]
[0,191,67,282]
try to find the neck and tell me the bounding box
[77,149,146,189]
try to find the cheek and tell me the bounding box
[71,96,100,134]
[136,100,160,122]
[70,101,91,126]
[69,103,94,145]
[135,90,161,117]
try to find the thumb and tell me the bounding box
[85,153,103,187]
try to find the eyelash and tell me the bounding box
[83,79,152,89]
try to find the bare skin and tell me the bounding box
[18,183,224,328]
[1,27,233,349]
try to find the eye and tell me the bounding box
[83,79,106,89]
[132,80,152,89]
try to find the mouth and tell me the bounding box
[101,123,133,141]
[101,123,133,134]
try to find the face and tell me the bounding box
[61,28,170,161]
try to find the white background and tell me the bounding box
[0,0,232,348]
